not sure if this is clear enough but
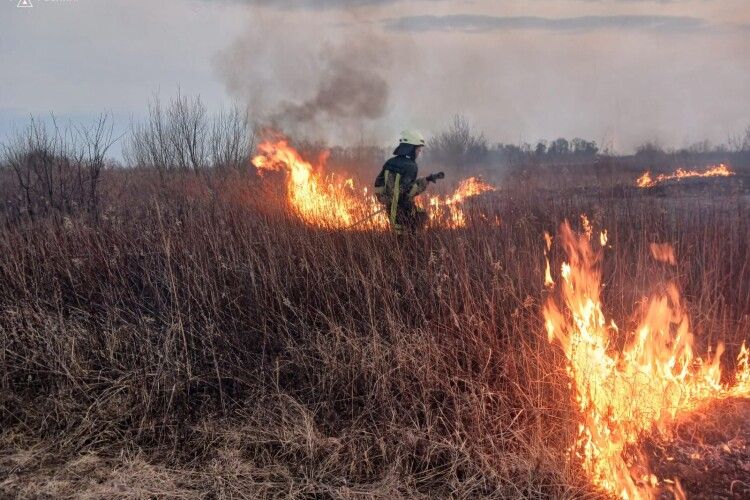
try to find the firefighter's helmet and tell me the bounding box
[398,129,426,147]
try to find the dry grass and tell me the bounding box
[1,166,749,498]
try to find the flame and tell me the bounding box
[636,164,734,188]
[543,222,750,498]
[251,136,494,230]
[544,231,554,287]
[446,176,496,203]
[251,138,381,228]
[636,172,654,188]
[581,214,593,240]
[427,177,495,228]
[649,243,676,265]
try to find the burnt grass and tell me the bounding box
[646,398,750,499]
[1,167,750,498]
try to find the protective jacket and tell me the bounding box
[374,147,428,233]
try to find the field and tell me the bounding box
[1,130,750,498]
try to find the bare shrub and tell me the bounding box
[125,94,254,174]
[729,126,750,166]
[210,104,254,171]
[0,114,116,221]
[428,115,489,170]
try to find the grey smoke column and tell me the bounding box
[270,40,389,132]
[214,7,393,143]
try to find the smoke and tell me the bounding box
[213,2,750,153]
[214,8,392,143]
[269,39,389,132]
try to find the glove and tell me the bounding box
[426,172,445,183]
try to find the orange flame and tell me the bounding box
[636,164,734,188]
[427,177,495,228]
[251,138,380,228]
[543,222,750,498]
[635,171,653,188]
[544,231,554,287]
[649,243,676,265]
[581,214,593,240]
[251,137,494,230]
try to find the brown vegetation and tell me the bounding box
[1,110,750,498]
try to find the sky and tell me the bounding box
[1,0,749,155]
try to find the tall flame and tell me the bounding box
[636,164,734,188]
[251,137,494,230]
[251,139,379,228]
[543,222,750,498]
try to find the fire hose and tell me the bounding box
[347,172,445,230]
[346,207,386,230]
[426,172,445,183]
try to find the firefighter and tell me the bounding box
[374,130,441,234]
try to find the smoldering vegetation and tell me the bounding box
[1,98,750,498]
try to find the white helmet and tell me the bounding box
[399,129,426,147]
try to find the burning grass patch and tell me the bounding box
[0,168,749,498]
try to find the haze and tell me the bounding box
[2,0,749,153]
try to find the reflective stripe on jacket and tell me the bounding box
[374,155,425,202]
[374,154,427,233]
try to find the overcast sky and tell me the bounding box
[2,0,749,154]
